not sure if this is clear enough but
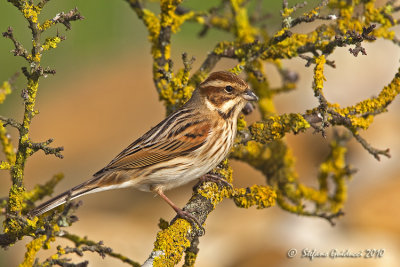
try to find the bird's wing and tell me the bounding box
[95,112,211,173]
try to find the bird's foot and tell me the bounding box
[173,208,205,234]
[194,173,233,191]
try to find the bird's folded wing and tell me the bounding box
[96,120,211,173]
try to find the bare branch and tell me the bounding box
[30,138,64,159]
[60,233,141,267]
[2,27,29,60]
[352,132,391,161]
[0,115,22,131]
[52,8,85,30]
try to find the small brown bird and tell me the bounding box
[29,71,258,225]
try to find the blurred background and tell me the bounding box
[1,0,399,266]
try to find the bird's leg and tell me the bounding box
[194,173,233,191]
[155,188,204,232]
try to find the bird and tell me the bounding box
[29,71,258,227]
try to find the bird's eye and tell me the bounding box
[225,85,234,93]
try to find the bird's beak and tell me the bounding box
[242,89,258,101]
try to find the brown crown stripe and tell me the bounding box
[201,71,247,88]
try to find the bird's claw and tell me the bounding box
[194,173,233,191]
[173,208,205,235]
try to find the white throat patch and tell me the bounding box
[205,98,216,111]
[205,98,241,114]
[219,99,238,113]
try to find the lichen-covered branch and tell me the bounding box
[0,0,86,265]
[143,159,276,266]
[0,74,19,165]
[127,0,199,113]
[2,0,83,222]
[58,233,141,267]
[125,0,400,265]
[2,0,400,266]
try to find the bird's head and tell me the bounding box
[198,71,258,119]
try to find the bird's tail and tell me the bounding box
[28,178,98,217]
[29,169,137,217]
[28,171,134,217]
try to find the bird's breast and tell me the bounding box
[198,119,236,165]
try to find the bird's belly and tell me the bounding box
[134,158,212,192]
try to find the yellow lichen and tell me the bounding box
[233,185,276,209]
[209,16,230,31]
[2,0,398,265]
[197,160,233,208]
[183,251,197,267]
[21,2,41,24]
[282,8,294,18]
[42,37,61,51]
[142,9,160,44]
[0,161,11,170]
[236,114,247,132]
[230,61,245,75]
[0,123,16,164]
[198,182,230,209]
[7,184,25,213]
[27,53,41,63]
[152,219,191,266]
[330,68,400,130]
[0,80,11,103]
[39,19,54,31]
[313,55,326,96]
[364,1,395,40]
[19,235,47,267]
[230,0,257,43]
[250,114,311,143]
[317,139,351,212]
[298,184,327,205]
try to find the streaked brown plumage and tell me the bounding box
[29,71,258,225]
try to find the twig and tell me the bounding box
[303,210,345,226]
[182,53,195,73]
[0,115,22,131]
[352,132,390,161]
[270,30,292,44]
[37,0,51,9]
[30,138,64,159]
[299,54,336,68]
[52,8,85,30]
[61,233,140,267]
[324,25,376,56]
[290,1,333,28]
[2,27,29,60]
